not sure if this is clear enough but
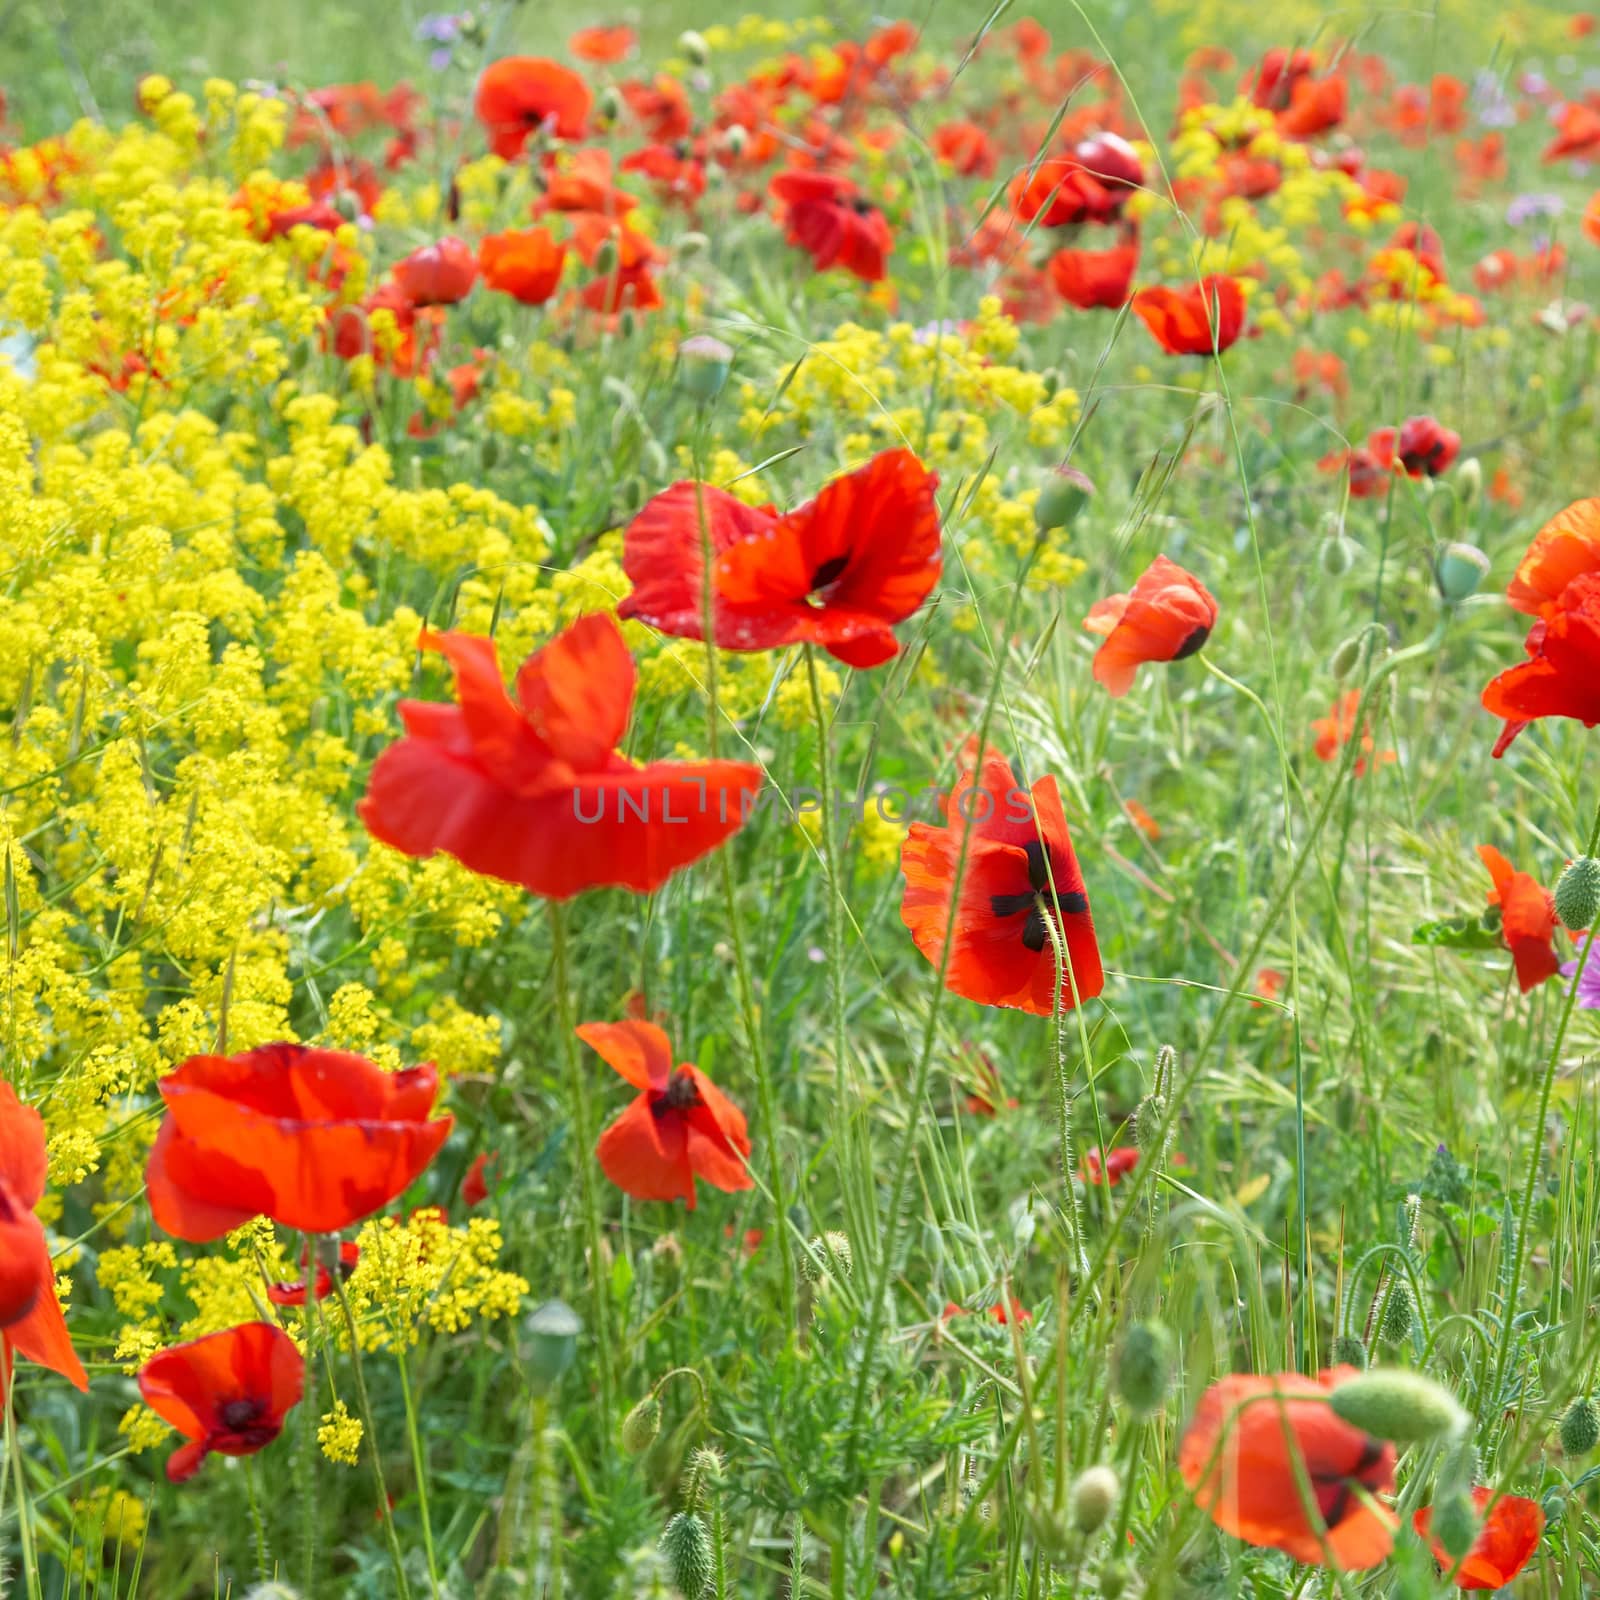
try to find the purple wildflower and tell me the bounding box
[1561,954,1600,1011]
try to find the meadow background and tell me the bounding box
[0,0,1599,1597]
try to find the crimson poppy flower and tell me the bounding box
[1505,498,1600,619]
[1311,691,1396,776]
[145,1043,452,1242]
[360,614,762,897]
[476,57,592,159]
[461,1151,496,1208]
[1179,1367,1397,1568]
[0,1082,87,1392]
[1483,574,1600,754]
[265,1241,361,1307]
[1278,73,1348,138]
[769,169,893,282]
[1124,799,1160,839]
[535,148,636,218]
[1318,444,1391,497]
[620,143,707,206]
[570,25,635,63]
[137,1323,305,1483]
[619,448,940,669]
[393,236,477,306]
[931,120,998,177]
[1081,1146,1140,1186]
[577,1020,752,1208]
[1543,101,1600,164]
[1245,47,1318,110]
[940,1297,1030,1326]
[621,75,693,142]
[1414,1488,1544,1590]
[900,739,1103,1016]
[1478,845,1562,992]
[1049,240,1139,309]
[1378,415,1459,478]
[1131,276,1246,355]
[1010,158,1114,228]
[478,226,566,305]
[1082,555,1218,697]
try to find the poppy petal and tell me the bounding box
[595,1094,693,1205]
[513,612,635,770]
[576,1020,675,1093]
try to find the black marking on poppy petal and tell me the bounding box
[220,1399,263,1431]
[1309,1437,1387,1531]
[655,1069,702,1117]
[990,891,1036,919]
[1172,624,1211,661]
[1021,908,1049,952]
[1057,890,1089,915]
[1024,839,1052,891]
[810,554,850,591]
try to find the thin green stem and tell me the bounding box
[246,1458,270,1585]
[1040,914,1088,1276]
[298,1235,320,1600]
[5,1363,44,1600]
[395,1343,439,1595]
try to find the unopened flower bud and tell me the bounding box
[1130,1093,1167,1154]
[1379,1280,1415,1343]
[688,1444,724,1492]
[1097,1559,1132,1598]
[678,30,710,66]
[1070,1465,1120,1533]
[1320,534,1357,577]
[1542,1488,1567,1525]
[621,1394,661,1456]
[660,1511,713,1598]
[1112,1320,1175,1416]
[1455,456,1482,505]
[1328,634,1366,680]
[678,231,710,259]
[1034,466,1095,533]
[1329,1368,1469,1444]
[596,85,623,124]
[593,238,619,277]
[1554,857,1600,932]
[1330,1334,1368,1370]
[1434,541,1491,603]
[619,309,637,340]
[802,1230,853,1281]
[676,334,734,403]
[722,123,749,157]
[1431,1488,1480,1561]
[1561,1395,1600,1456]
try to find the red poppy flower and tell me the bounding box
[1131,276,1246,355]
[1483,573,1600,753]
[460,1151,496,1208]
[475,57,592,159]
[577,1020,752,1209]
[137,1323,305,1483]
[1382,415,1459,477]
[619,448,941,669]
[1049,240,1139,309]
[0,1082,87,1392]
[1543,101,1600,164]
[265,1241,361,1307]
[620,143,707,206]
[359,614,762,897]
[1278,74,1348,138]
[931,120,998,177]
[620,75,693,142]
[769,169,893,282]
[899,739,1103,1016]
[535,148,637,217]
[1310,691,1397,776]
[1245,47,1318,110]
[393,236,477,306]
[1082,555,1218,697]
[1124,799,1160,839]
[570,25,635,64]
[1179,1367,1397,1568]
[1478,845,1562,992]
[1081,1146,1140,1186]
[1414,1488,1544,1590]
[1585,192,1600,245]
[1505,498,1600,619]
[1009,158,1113,228]
[476,226,566,305]
[145,1044,452,1242]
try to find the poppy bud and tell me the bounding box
[1561,1395,1600,1456]
[1554,857,1600,931]
[1455,456,1482,505]
[678,231,710,259]
[1328,1368,1469,1444]
[1130,1093,1167,1153]
[1379,1280,1414,1343]
[1034,466,1095,533]
[621,1394,661,1456]
[1542,1489,1567,1526]
[1320,534,1357,577]
[803,1230,853,1282]
[1433,541,1491,603]
[619,309,637,340]
[1330,1334,1368,1369]
[1070,1465,1120,1533]
[596,86,624,125]
[1430,1488,1480,1561]
[480,435,500,473]
[722,123,749,158]
[523,1299,582,1388]
[1023,1499,1073,1559]
[1328,634,1366,681]
[1112,1320,1175,1416]
[1097,1560,1132,1599]
[688,1444,725,1493]
[594,238,619,277]
[660,1511,713,1598]
[678,30,711,66]
[676,335,734,404]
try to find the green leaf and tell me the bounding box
[1411,915,1502,951]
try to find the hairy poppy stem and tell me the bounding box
[690,425,798,1325]
[1039,915,1089,1276]
[4,1359,45,1600]
[298,1237,319,1599]
[1489,793,1600,1435]
[395,1344,440,1595]
[329,1273,415,1600]
[548,899,616,1452]
[246,1458,270,1584]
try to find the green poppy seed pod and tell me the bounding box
[1455,456,1482,505]
[1097,1559,1132,1599]
[1328,634,1366,681]
[1112,1320,1175,1416]
[1430,1488,1480,1562]
[523,1299,582,1387]
[594,238,619,277]
[1330,1334,1368,1370]
[660,1512,713,1598]
[621,1394,661,1456]
[1034,465,1095,534]
[1379,1280,1415,1344]
[678,29,711,66]
[1561,1395,1600,1456]
[1434,541,1492,603]
[1554,857,1600,932]
[1070,1465,1120,1533]
[676,334,734,404]
[595,85,623,125]
[619,309,638,340]
[1130,1093,1167,1154]
[1328,1369,1469,1444]
[1320,534,1357,577]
